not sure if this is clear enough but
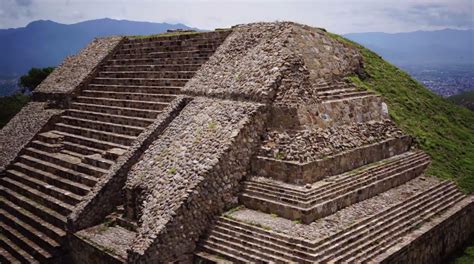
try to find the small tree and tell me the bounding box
[18,67,55,92]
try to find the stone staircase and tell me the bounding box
[314,79,374,102]
[0,31,229,263]
[241,150,431,223]
[197,178,466,263]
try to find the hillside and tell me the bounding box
[0,18,193,78]
[449,91,474,111]
[330,33,474,193]
[343,29,474,67]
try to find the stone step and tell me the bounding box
[218,217,314,252]
[106,57,209,66]
[323,94,377,104]
[112,49,214,60]
[5,169,82,206]
[0,197,65,243]
[205,233,288,263]
[30,140,64,153]
[55,123,136,146]
[102,64,201,72]
[0,187,67,230]
[199,238,268,263]
[194,251,236,264]
[208,224,308,262]
[125,31,229,44]
[87,84,181,94]
[0,245,20,264]
[97,71,195,79]
[0,219,53,262]
[11,161,91,196]
[90,77,188,87]
[245,151,425,201]
[0,177,73,216]
[51,130,128,153]
[120,36,226,48]
[70,102,162,119]
[319,91,374,101]
[75,96,170,111]
[0,230,38,263]
[80,90,177,103]
[81,154,114,170]
[61,115,144,136]
[242,152,430,223]
[243,156,430,224]
[115,43,220,55]
[23,147,107,177]
[65,109,154,128]
[315,87,359,96]
[313,84,353,92]
[0,208,61,254]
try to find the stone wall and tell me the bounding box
[0,102,62,171]
[253,136,413,184]
[34,36,124,106]
[376,196,474,264]
[68,97,189,232]
[270,95,387,129]
[288,25,362,82]
[125,97,267,262]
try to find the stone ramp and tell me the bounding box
[0,30,229,262]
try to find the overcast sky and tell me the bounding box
[0,0,473,34]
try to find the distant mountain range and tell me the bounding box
[343,29,474,67]
[0,18,194,77]
[0,19,472,97]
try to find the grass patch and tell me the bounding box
[0,93,30,128]
[328,32,474,193]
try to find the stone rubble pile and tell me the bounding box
[260,119,404,162]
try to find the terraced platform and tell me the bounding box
[197,178,471,263]
[0,31,229,262]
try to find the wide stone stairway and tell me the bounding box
[0,31,228,263]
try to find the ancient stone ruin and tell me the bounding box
[0,22,473,263]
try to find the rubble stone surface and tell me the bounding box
[0,102,62,170]
[260,119,404,162]
[125,97,266,261]
[35,36,123,96]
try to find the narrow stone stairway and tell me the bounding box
[0,31,229,263]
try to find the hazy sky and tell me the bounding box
[0,0,473,33]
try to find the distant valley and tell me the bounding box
[344,29,474,97]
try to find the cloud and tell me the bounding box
[15,0,32,6]
[385,1,474,30]
[0,0,472,33]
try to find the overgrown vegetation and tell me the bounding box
[0,67,54,129]
[18,67,54,92]
[328,32,474,193]
[0,93,30,128]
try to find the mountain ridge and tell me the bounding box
[0,18,195,77]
